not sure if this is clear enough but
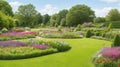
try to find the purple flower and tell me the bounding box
[0,41,27,47]
[30,44,51,50]
[101,47,120,61]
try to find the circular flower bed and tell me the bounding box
[0,40,71,60]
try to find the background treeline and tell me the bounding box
[0,0,120,30]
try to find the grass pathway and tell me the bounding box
[0,38,111,67]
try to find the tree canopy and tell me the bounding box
[66,4,95,26]
[106,9,120,21]
[14,4,38,27]
[0,0,13,16]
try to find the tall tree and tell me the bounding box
[56,9,68,25]
[66,4,95,26]
[14,4,38,27]
[50,14,58,27]
[0,0,13,16]
[106,9,120,21]
[0,11,15,29]
[42,14,50,24]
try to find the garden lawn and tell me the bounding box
[0,38,111,67]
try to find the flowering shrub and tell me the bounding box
[92,47,120,67]
[0,47,57,60]
[0,31,37,41]
[0,40,71,59]
[0,41,27,47]
[40,32,83,38]
[38,40,71,52]
[30,44,51,50]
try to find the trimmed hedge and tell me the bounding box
[105,21,120,28]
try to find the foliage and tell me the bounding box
[92,47,120,67]
[74,24,81,31]
[105,21,120,28]
[42,14,50,24]
[0,0,13,16]
[112,34,120,46]
[14,4,38,27]
[38,40,71,52]
[66,4,95,26]
[50,14,58,27]
[0,31,37,41]
[106,9,120,21]
[60,18,66,26]
[56,9,68,25]
[0,47,57,60]
[1,28,8,33]
[86,30,92,38]
[0,11,15,29]
[105,23,112,32]
[94,17,106,23]
[0,40,71,59]
[40,32,83,38]
[82,22,94,27]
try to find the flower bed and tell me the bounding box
[0,40,71,60]
[0,31,37,41]
[92,47,120,67]
[40,32,83,38]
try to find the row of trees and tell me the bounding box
[94,9,120,23]
[0,0,120,29]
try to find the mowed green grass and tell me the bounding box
[0,38,111,67]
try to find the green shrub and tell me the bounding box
[38,40,71,52]
[86,30,92,38]
[61,32,81,38]
[105,23,112,32]
[74,24,81,31]
[0,47,57,60]
[94,17,106,23]
[112,34,120,46]
[105,21,120,28]
[1,28,8,33]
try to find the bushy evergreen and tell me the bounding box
[112,34,120,46]
[86,30,92,38]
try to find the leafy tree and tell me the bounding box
[66,4,95,26]
[50,14,58,26]
[42,14,50,24]
[34,13,42,25]
[56,9,68,25]
[0,0,13,16]
[94,17,106,23]
[106,9,120,21]
[112,34,120,46]
[14,4,38,27]
[60,18,66,26]
[0,11,15,29]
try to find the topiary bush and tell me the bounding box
[86,30,92,38]
[112,34,120,47]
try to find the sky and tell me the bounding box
[7,0,120,17]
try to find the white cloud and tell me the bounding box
[101,0,120,3]
[39,4,58,15]
[94,7,112,17]
[9,1,23,12]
